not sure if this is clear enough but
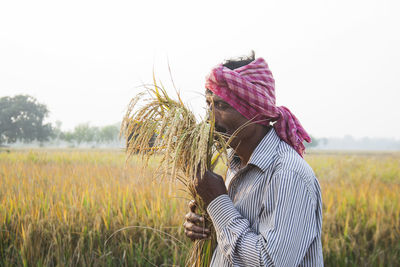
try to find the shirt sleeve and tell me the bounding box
[206,170,318,267]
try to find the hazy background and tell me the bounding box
[1,0,399,141]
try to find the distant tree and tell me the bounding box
[53,120,63,140]
[61,131,75,144]
[98,124,119,143]
[71,123,99,144]
[0,95,53,144]
[60,123,120,145]
[304,135,319,149]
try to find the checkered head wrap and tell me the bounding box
[205,57,311,156]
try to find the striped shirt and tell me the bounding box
[207,128,323,267]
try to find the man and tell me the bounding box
[183,53,324,266]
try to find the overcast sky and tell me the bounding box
[1,0,399,139]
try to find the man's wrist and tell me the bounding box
[206,194,241,233]
[204,192,227,209]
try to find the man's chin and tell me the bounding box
[227,139,239,149]
[215,124,227,134]
[218,132,238,145]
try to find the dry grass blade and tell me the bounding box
[120,81,228,266]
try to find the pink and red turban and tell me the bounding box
[205,57,311,157]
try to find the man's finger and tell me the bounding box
[189,200,197,213]
[184,229,209,240]
[184,221,210,234]
[185,212,204,223]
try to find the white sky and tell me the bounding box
[1,0,399,138]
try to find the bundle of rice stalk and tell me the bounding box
[120,78,230,266]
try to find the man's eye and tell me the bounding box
[215,101,229,110]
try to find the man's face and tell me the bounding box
[205,91,251,148]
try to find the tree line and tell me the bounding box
[1,94,325,149]
[0,95,120,146]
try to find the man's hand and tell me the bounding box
[183,200,210,241]
[194,170,227,208]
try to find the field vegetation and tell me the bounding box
[0,149,399,266]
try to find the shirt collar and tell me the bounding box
[228,128,281,173]
[227,149,241,170]
[247,128,280,172]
